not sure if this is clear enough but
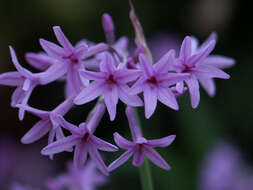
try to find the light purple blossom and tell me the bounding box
[130,51,189,118]
[11,183,39,190]
[41,101,118,175]
[173,33,234,108]
[17,97,74,159]
[46,161,107,190]
[74,53,143,121]
[108,106,175,171]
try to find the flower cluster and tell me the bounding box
[0,4,234,179]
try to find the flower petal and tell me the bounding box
[56,115,81,135]
[194,65,230,79]
[16,104,49,119]
[157,87,179,110]
[154,49,175,73]
[79,70,106,81]
[88,145,109,176]
[113,132,135,149]
[83,43,108,59]
[114,69,141,83]
[118,85,143,107]
[39,39,65,58]
[147,135,176,147]
[139,54,153,78]
[41,136,80,155]
[25,52,56,71]
[108,149,133,171]
[179,36,192,60]
[144,146,171,170]
[99,53,115,74]
[90,135,118,152]
[53,26,74,51]
[185,76,200,109]
[132,146,145,166]
[203,55,235,69]
[73,141,87,168]
[143,85,157,119]
[104,86,118,121]
[21,120,51,144]
[0,72,23,86]
[74,81,106,105]
[198,77,216,97]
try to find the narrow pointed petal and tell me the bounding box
[11,86,25,107]
[154,50,175,73]
[199,32,217,51]
[113,132,135,149]
[90,135,118,152]
[56,116,81,135]
[21,120,51,144]
[129,77,145,95]
[144,146,171,170]
[0,72,23,86]
[108,149,133,171]
[16,104,49,118]
[157,87,179,110]
[22,79,31,91]
[39,39,65,58]
[99,53,115,74]
[25,53,56,71]
[132,147,145,166]
[74,81,106,105]
[118,85,143,107]
[88,145,109,176]
[194,65,230,79]
[41,136,80,155]
[179,36,192,60]
[65,64,83,96]
[47,130,56,160]
[37,62,67,85]
[104,87,118,121]
[102,13,115,44]
[53,96,74,115]
[79,70,106,80]
[53,26,74,51]
[74,43,89,59]
[189,40,215,66]
[203,55,235,69]
[198,77,216,97]
[147,135,176,147]
[73,142,87,168]
[125,106,143,140]
[185,77,200,108]
[114,69,141,83]
[82,43,108,59]
[143,85,157,119]
[139,54,153,78]
[9,46,32,78]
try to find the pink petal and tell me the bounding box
[83,43,108,59]
[104,86,118,121]
[144,146,171,170]
[154,49,175,73]
[113,132,135,149]
[147,135,176,147]
[129,77,145,95]
[79,70,106,80]
[143,85,157,119]
[132,146,145,166]
[185,77,200,109]
[99,53,115,74]
[203,55,235,69]
[53,97,74,115]
[11,86,25,107]
[56,116,81,135]
[41,136,80,155]
[114,69,141,83]
[157,87,179,110]
[194,65,230,79]
[0,72,23,86]
[73,141,87,168]
[39,39,65,58]
[25,53,56,71]
[118,85,143,107]
[21,120,51,144]
[198,77,216,97]
[108,149,133,171]
[179,36,192,60]
[74,81,106,105]
[90,135,118,152]
[139,54,154,78]
[16,104,48,119]
[53,26,74,51]
[88,145,109,176]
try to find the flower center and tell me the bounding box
[147,76,158,85]
[107,74,116,84]
[81,133,90,142]
[62,54,79,64]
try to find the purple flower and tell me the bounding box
[108,106,175,171]
[17,97,74,159]
[173,33,234,108]
[130,51,189,118]
[41,102,118,175]
[11,183,39,190]
[39,26,108,97]
[0,46,58,120]
[74,53,143,121]
[46,161,107,190]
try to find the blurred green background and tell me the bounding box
[0,0,252,189]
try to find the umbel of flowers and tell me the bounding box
[0,1,234,189]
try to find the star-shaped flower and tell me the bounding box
[74,53,143,121]
[130,51,189,118]
[41,103,118,175]
[173,33,234,108]
[108,106,175,171]
[17,97,74,159]
[46,161,107,190]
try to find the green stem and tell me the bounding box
[134,108,154,190]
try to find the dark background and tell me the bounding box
[0,0,252,189]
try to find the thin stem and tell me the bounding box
[134,108,154,190]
